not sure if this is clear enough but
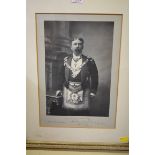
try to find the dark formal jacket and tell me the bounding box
[57,54,98,94]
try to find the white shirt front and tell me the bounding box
[71,54,82,78]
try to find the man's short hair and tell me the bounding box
[71,37,84,44]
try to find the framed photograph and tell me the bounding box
[27,13,128,151]
[36,13,122,128]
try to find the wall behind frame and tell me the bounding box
[27,0,128,150]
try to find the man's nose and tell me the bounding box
[76,44,80,48]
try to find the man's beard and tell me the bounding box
[74,49,82,56]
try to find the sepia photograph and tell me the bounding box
[45,20,114,116]
[36,14,122,128]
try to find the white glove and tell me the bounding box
[56,90,62,97]
[90,92,96,97]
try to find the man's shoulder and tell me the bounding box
[64,55,72,61]
[64,56,68,61]
[82,55,95,63]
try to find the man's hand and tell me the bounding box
[56,90,62,97]
[90,92,96,97]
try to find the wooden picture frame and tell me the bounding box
[27,13,128,152]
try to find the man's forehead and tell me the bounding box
[72,39,83,44]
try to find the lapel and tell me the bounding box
[81,55,89,82]
[65,55,72,81]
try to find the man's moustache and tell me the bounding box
[75,49,81,52]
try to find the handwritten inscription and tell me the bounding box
[46,116,108,128]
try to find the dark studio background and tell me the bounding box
[44,21,114,116]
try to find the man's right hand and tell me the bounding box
[56,90,62,97]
